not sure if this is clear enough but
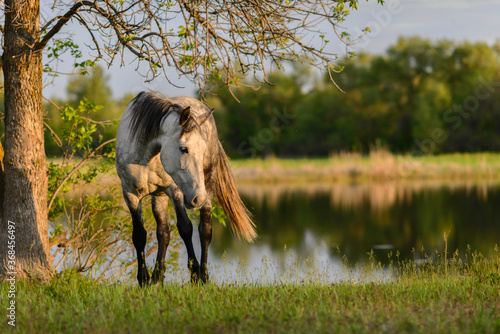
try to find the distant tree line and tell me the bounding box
[205,36,500,157]
[8,36,497,158]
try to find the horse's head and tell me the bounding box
[160,105,214,209]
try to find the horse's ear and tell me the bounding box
[198,108,215,125]
[179,106,191,127]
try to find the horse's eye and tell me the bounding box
[180,146,188,154]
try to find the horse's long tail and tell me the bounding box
[215,140,257,242]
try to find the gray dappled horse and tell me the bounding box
[116,92,257,286]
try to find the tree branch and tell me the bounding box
[34,1,377,93]
[35,1,92,52]
[47,138,116,212]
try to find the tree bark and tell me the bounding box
[1,0,52,278]
[0,141,4,225]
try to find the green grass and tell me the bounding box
[2,248,500,333]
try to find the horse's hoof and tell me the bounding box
[190,273,200,284]
[138,271,151,287]
[152,271,165,285]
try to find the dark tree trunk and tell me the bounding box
[0,142,4,224]
[1,0,52,277]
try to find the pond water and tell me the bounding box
[169,179,500,284]
[61,178,500,283]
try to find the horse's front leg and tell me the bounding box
[170,192,201,283]
[198,203,213,283]
[124,192,150,287]
[151,195,171,284]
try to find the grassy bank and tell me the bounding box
[50,152,500,189]
[230,152,500,183]
[2,249,500,333]
[1,278,499,333]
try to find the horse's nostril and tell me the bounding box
[191,195,199,206]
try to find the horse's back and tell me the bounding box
[168,96,210,116]
[116,98,173,198]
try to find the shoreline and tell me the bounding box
[230,152,500,184]
[53,152,500,196]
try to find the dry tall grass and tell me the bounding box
[231,150,500,184]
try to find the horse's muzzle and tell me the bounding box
[184,193,205,209]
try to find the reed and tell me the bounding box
[230,152,500,184]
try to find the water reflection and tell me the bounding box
[199,179,500,282]
[237,179,493,211]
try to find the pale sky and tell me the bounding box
[43,0,500,100]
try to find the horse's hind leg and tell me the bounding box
[198,203,213,283]
[151,195,171,284]
[123,192,150,287]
